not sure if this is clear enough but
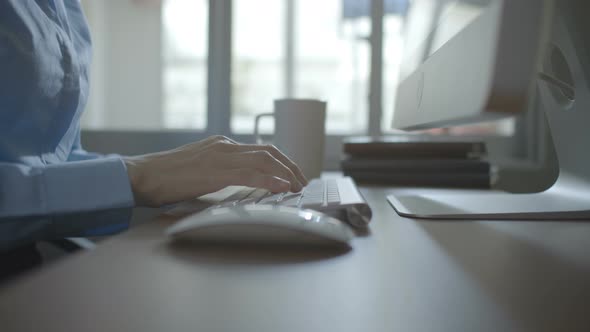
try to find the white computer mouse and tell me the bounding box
[165,205,354,247]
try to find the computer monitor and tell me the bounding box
[387,0,590,219]
[393,0,550,129]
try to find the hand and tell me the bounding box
[123,136,308,207]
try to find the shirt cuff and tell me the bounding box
[44,157,135,214]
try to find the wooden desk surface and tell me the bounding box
[1,186,589,332]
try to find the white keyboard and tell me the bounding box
[216,177,372,228]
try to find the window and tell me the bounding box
[80,0,208,130]
[382,11,405,132]
[295,0,370,134]
[232,0,370,134]
[162,0,208,129]
[231,0,285,133]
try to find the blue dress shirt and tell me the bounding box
[0,0,135,250]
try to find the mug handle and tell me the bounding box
[254,113,275,144]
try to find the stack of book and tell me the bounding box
[341,136,494,188]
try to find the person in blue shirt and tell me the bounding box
[0,0,307,270]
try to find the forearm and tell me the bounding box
[0,157,135,250]
[0,157,134,217]
[0,207,132,251]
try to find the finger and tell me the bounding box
[216,144,308,186]
[218,136,239,144]
[220,169,291,193]
[247,144,308,185]
[222,151,303,192]
[203,135,238,147]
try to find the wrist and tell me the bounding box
[123,156,149,206]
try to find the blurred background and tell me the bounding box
[79,0,554,191]
[81,0,403,133]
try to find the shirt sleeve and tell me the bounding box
[0,157,135,250]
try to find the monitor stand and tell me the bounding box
[387,14,590,220]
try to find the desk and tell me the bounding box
[1,185,589,332]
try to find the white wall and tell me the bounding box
[81,0,163,129]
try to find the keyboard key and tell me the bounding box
[326,195,341,207]
[326,183,340,205]
[299,195,324,209]
[221,187,256,204]
[279,193,302,207]
[239,189,271,205]
[258,193,285,205]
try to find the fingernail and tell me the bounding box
[274,177,291,191]
[300,182,307,189]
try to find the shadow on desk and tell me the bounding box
[156,240,352,266]
[417,220,590,332]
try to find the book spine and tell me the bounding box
[343,143,487,159]
[343,171,491,189]
[341,159,490,173]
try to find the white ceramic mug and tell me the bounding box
[254,99,326,179]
